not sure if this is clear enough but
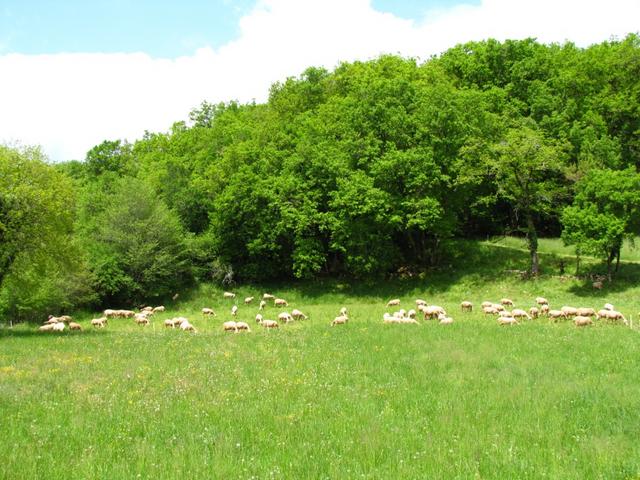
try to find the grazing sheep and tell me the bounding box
[460,301,473,312]
[592,281,603,290]
[407,309,417,319]
[58,315,72,323]
[44,316,61,324]
[415,299,427,307]
[263,293,275,300]
[69,322,82,331]
[255,313,263,323]
[397,317,420,325]
[223,321,238,333]
[103,309,117,318]
[91,317,107,328]
[383,313,398,324]
[259,319,279,329]
[331,315,348,326]
[501,298,514,306]
[235,322,251,332]
[164,318,181,328]
[52,322,65,332]
[574,316,593,327]
[141,306,153,313]
[231,305,238,316]
[179,319,197,333]
[423,305,446,320]
[244,297,254,305]
[597,309,628,325]
[561,306,578,317]
[278,312,293,324]
[223,292,236,299]
[481,301,493,309]
[529,307,540,318]
[548,310,566,321]
[576,307,596,317]
[483,306,499,316]
[259,300,267,310]
[438,314,454,324]
[604,303,615,311]
[492,304,505,312]
[387,299,401,307]
[202,308,216,317]
[498,316,518,326]
[274,298,288,307]
[511,309,531,320]
[339,307,348,316]
[39,324,56,332]
[535,297,549,306]
[291,309,308,320]
[134,313,150,325]
[540,305,550,315]
[152,306,165,313]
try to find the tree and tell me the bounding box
[561,168,640,279]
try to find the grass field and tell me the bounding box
[1,240,640,479]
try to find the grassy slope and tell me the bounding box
[1,240,639,479]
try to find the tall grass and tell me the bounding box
[1,240,639,479]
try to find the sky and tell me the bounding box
[0,0,638,162]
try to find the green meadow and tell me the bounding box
[1,240,639,479]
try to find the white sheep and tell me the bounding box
[561,306,578,317]
[39,324,55,332]
[274,298,288,307]
[202,308,216,317]
[415,299,427,307]
[331,315,348,326]
[383,313,398,324]
[576,307,596,317]
[574,316,593,327]
[134,314,150,326]
[548,309,566,321]
[278,312,293,324]
[339,307,348,316]
[501,298,514,306]
[179,319,197,333]
[536,297,549,305]
[52,322,65,332]
[483,306,499,316]
[407,309,417,319]
[386,299,401,307]
[69,322,82,331]
[259,300,267,310]
[244,296,254,304]
[481,301,493,309]
[152,306,165,313]
[529,307,540,318]
[263,293,275,300]
[597,309,627,325]
[604,303,614,311]
[235,321,251,332]
[231,305,238,316]
[164,318,180,328]
[498,316,518,326]
[223,321,238,333]
[259,319,279,329]
[255,313,263,323]
[423,305,445,320]
[460,301,473,312]
[291,309,308,320]
[223,292,236,299]
[438,314,454,324]
[91,317,107,328]
[541,305,550,315]
[511,309,531,320]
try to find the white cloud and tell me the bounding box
[0,0,638,161]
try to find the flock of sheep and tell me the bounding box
[37,291,630,334]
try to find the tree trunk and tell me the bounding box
[525,214,539,276]
[615,248,621,273]
[575,251,581,276]
[606,249,614,281]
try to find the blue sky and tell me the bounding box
[0,0,636,161]
[0,0,479,57]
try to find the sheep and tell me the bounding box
[179,319,197,333]
[576,307,596,317]
[58,315,72,323]
[492,304,505,312]
[291,309,308,320]
[223,292,236,299]
[164,318,180,328]
[592,281,603,290]
[52,322,65,332]
[278,312,293,324]
[597,309,628,325]
[498,310,512,317]
[483,306,499,316]
[386,299,401,307]
[263,293,275,300]
[423,305,446,320]
[407,309,417,319]
[529,307,540,318]
[255,313,263,323]
[501,298,514,306]
[134,314,150,326]
[202,308,216,317]
[398,309,407,318]
[244,297,254,305]
[574,316,593,327]
[548,310,567,321]
[604,303,615,311]
[235,322,251,332]
[103,309,117,318]
[415,299,427,307]
[561,306,578,317]
[498,316,518,326]
[259,300,267,310]
[481,301,493,309]
[152,306,165,313]
[259,319,279,329]
[535,297,549,306]
[141,306,154,313]
[331,315,348,326]
[231,305,238,316]
[460,301,473,312]
[540,305,550,315]
[39,324,56,332]
[91,317,107,328]
[383,313,398,324]
[438,314,454,324]
[339,307,348,316]
[44,315,61,324]
[397,317,420,325]
[223,321,238,333]
[274,298,288,307]
[511,309,532,320]
[69,322,82,331]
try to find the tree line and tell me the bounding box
[2,35,639,322]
